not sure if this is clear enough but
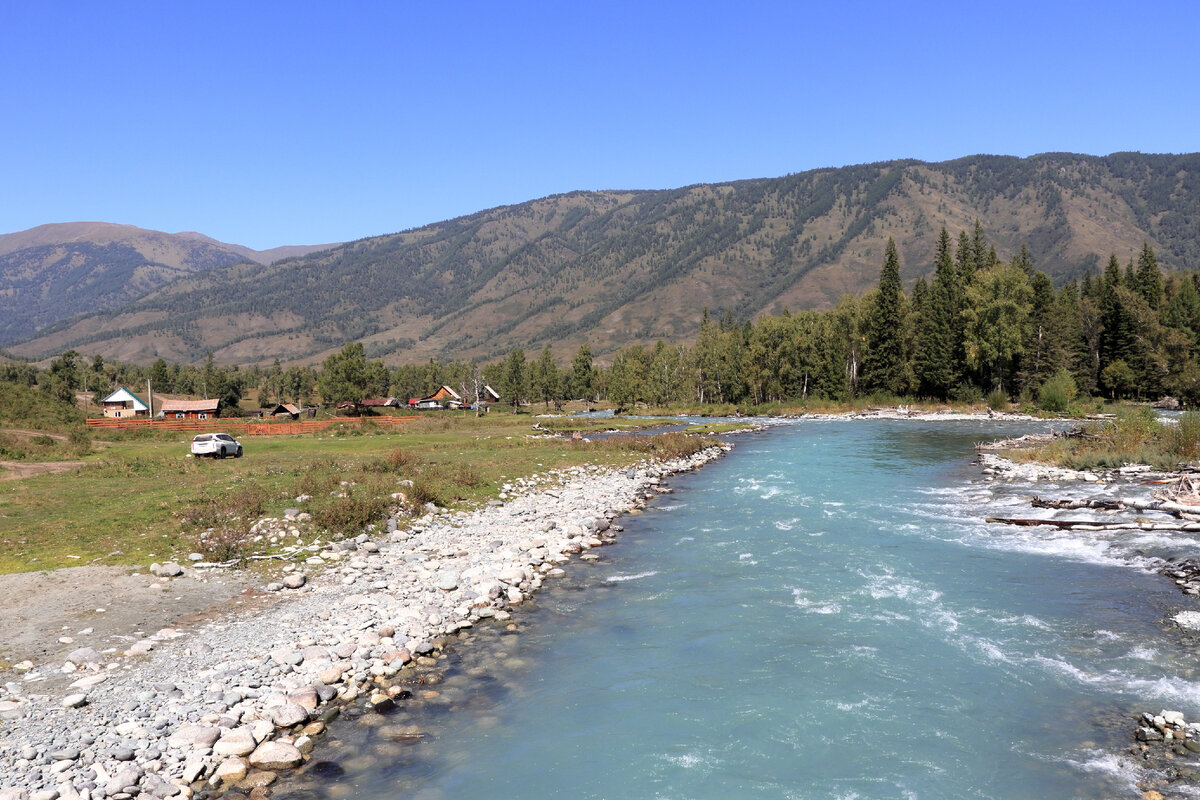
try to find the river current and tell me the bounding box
[273,419,1200,799]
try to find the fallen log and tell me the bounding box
[987,516,1200,532]
[1031,496,1123,511]
[1029,495,1200,518]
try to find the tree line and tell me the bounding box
[7,222,1199,412]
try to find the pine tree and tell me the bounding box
[501,348,527,410]
[912,228,959,397]
[860,238,906,396]
[956,230,976,287]
[530,346,559,408]
[1135,241,1164,310]
[1100,254,1136,368]
[568,344,595,402]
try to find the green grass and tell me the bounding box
[0,414,713,574]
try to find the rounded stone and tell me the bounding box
[248,741,303,770]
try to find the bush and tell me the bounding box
[408,475,447,508]
[181,485,269,562]
[950,382,983,404]
[310,494,389,533]
[369,447,425,473]
[1176,411,1200,459]
[986,390,1009,412]
[1038,369,1077,413]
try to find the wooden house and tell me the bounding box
[410,385,463,409]
[101,387,150,419]
[160,398,220,420]
[266,403,301,419]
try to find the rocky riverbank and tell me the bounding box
[976,450,1200,796]
[0,444,729,800]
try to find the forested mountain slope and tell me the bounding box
[0,223,339,344]
[9,152,1200,365]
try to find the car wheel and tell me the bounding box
[234,447,242,458]
[217,447,226,459]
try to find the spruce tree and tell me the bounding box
[860,238,906,396]
[569,344,595,402]
[1135,241,1164,310]
[913,228,959,397]
[970,220,988,282]
[956,230,976,287]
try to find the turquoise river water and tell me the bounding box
[273,419,1200,799]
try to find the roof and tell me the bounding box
[429,385,462,401]
[160,398,220,413]
[482,384,501,401]
[101,387,149,411]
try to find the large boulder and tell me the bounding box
[248,741,303,770]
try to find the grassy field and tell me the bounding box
[0,412,709,575]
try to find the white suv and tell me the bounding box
[191,433,243,458]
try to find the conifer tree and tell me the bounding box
[860,238,906,395]
[956,230,975,287]
[530,346,560,408]
[1135,241,1164,310]
[912,229,959,397]
[501,348,527,410]
[569,344,595,402]
[1100,254,1136,368]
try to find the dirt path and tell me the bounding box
[0,428,71,442]
[0,460,88,481]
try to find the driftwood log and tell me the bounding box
[987,516,1200,532]
[1030,495,1200,519]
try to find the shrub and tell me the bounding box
[986,390,1009,412]
[370,447,425,473]
[950,382,983,404]
[1176,411,1200,459]
[182,485,269,562]
[310,494,389,533]
[408,475,447,508]
[1037,369,1077,413]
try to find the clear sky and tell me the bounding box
[2,1,1198,250]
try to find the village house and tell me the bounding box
[409,385,463,409]
[159,398,220,420]
[265,402,302,419]
[335,397,398,414]
[100,387,150,419]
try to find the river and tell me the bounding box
[269,419,1200,799]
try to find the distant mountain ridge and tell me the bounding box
[0,222,340,344]
[7,152,1200,365]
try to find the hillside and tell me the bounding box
[9,152,1200,366]
[0,223,340,344]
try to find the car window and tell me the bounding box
[193,435,211,442]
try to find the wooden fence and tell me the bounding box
[84,416,417,436]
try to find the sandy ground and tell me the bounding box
[0,565,272,692]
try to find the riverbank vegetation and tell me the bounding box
[1005,407,1200,471]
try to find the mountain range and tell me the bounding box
[5,152,1199,366]
[0,223,339,347]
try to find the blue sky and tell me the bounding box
[2,1,1198,250]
